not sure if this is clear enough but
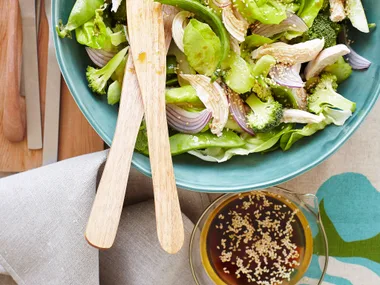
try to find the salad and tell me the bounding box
[57,0,374,163]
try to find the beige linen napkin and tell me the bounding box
[0,151,106,285]
[0,151,211,285]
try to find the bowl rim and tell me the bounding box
[52,1,380,193]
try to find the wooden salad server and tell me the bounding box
[86,3,182,251]
[127,0,184,253]
[3,0,26,143]
[85,54,144,249]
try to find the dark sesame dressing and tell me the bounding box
[201,192,312,285]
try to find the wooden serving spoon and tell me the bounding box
[127,0,184,254]
[85,54,144,249]
[2,0,26,143]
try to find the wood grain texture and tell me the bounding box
[2,0,26,143]
[0,0,40,172]
[85,55,144,249]
[127,0,184,254]
[0,0,103,172]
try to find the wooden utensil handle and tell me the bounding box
[85,56,144,249]
[3,0,25,143]
[127,0,184,254]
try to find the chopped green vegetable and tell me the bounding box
[250,55,276,102]
[135,128,247,156]
[303,13,341,48]
[272,86,300,109]
[135,122,149,155]
[170,131,245,155]
[246,94,283,132]
[298,0,324,27]
[224,53,255,94]
[156,0,230,70]
[285,0,324,39]
[252,55,276,77]
[168,43,196,86]
[241,34,274,59]
[234,0,288,24]
[110,24,127,46]
[324,57,352,83]
[165,85,204,107]
[369,23,377,29]
[280,120,329,150]
[225,117,244,133]
[111,55,127,83]
[252,79,272,102]
[86,47,128,95]
[183,19,222,76]
[56,0,104,38]
[189,124,293,162]
[75,5,126,51]
[308,73,356,114]
[166,55,178,75]
[107,80,121,105]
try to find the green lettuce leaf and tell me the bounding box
[75,6,127,52]
[280,120,328,151]
[234,0,288,24]
[183,19,222,76]
[298,0,324,27]
[189,124,292,163]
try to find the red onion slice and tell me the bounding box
[85,47,116,67]
[345,46,371,70]
[166,104,212,134]
[269,64,305,88]
[339,27,372,70]
[225,87,255,135]
[251,13,308,38]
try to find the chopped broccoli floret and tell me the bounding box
[308,73,356,114]
[86,47,128,95]
[112,0,127,24]
[303,14,341,48]
[245,94,283,133]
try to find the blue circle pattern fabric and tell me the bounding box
[302,173,380,285]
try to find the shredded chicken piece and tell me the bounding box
[329,0,346,22]
[282,109,325,124]
[305,44,350,79]
[251,39,325,65]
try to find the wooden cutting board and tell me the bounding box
[0,0,104,172]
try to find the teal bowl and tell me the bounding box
[53,0,380,192]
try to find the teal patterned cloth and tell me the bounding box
[302,173,380,284]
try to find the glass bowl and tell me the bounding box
[189,187,329,285]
